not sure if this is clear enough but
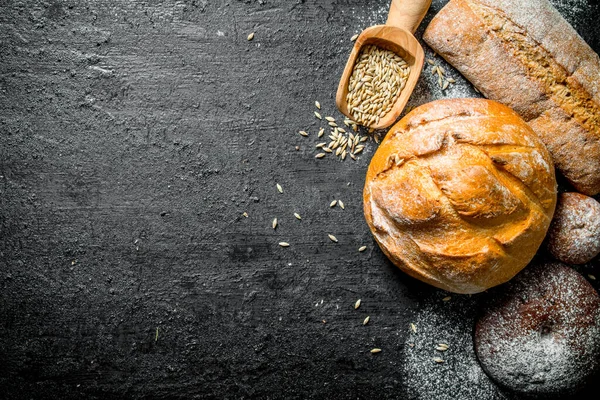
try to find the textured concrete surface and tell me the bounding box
[1,0,599,399]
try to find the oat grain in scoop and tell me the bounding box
[346,45,410,126]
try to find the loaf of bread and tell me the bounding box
[475,262,600,396]
[423,0,600,195]
[363,99,557,294]
[547,192,600,264]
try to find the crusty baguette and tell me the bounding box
[423,0,600,195]
[363,99,556,294]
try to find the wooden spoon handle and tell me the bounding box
[386,0,432,34]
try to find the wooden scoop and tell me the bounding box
[336,0,431,129]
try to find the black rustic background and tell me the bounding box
[1,0,599,399]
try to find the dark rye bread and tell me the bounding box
[423,0,600,195]
[475,263,600,396]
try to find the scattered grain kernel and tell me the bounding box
[358,246,367,252]
[370,348,382,354]
[315,101,321,109]
[442,296,452,302]
[278,242,289,247]
[354,299,361,309]
[330,200,337,207]
[350,34,359,41]
[272,218,277,229]
[410,323,417,333]
[294,213,301,220]
[247,32,255,41]
[276,183,283,193]
[363,316,370,325]
[328,234,338,243]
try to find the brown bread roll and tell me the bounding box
[547,192,600,264]
[475,263,600,396]
[363,99,557,294]
[423,0,600,195]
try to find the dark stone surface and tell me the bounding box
[0,0,598,398]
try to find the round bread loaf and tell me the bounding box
[363,99,557,294]
[547,192,600,265]
[474,263,600,396]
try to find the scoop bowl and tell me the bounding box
[335,0,431,129]
[335,25,424,130]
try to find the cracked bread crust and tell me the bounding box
[363,99,557,294]
[423,0,600,195]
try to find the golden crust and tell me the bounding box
[363,99,557,294]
